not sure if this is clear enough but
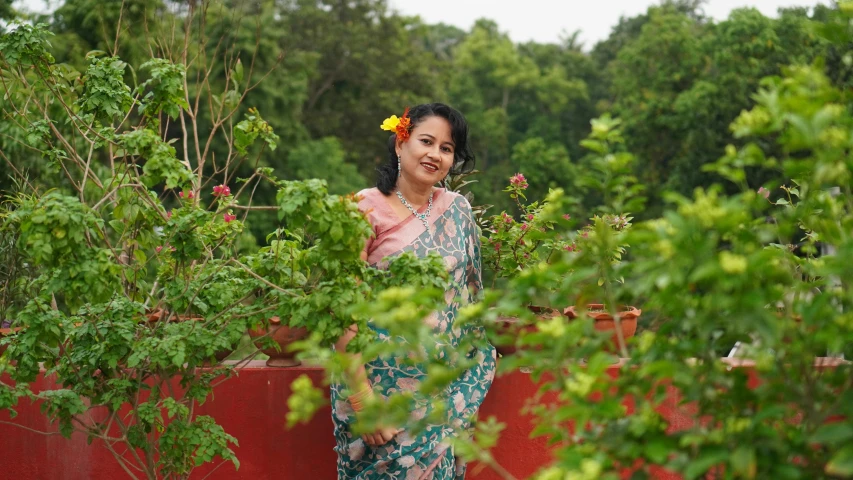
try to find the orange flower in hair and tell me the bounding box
[380,107,412,142]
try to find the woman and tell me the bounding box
[331,103,496,479]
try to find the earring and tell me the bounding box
[397,155,401,178]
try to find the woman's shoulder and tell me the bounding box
[354,188,391,230]
[355,187,380,199]
[441,189,472,211]
[356,187,471,214]
[355,187,384,208]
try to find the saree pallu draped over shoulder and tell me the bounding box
[330,187,496,480]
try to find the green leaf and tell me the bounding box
[730,446,756,479]
[133,249,148,264]
[644,440,670,464]
[810,423,853,446]
[330,223,343,241]
[826,445,853,477]
[233,59,244,85]
[684,449,729,480]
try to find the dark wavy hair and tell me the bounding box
[376,103,475,195]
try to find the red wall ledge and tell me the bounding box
[0,358,846,480]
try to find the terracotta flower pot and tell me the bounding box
[146,309,234,362]
[247,316,309,367]
[213,349,233,361]
[564,303,641,353]
[145,308,203,323]
[197,346,235,367]
[0,327,22,356]
[526,305,562,318]
[494,305,562,355]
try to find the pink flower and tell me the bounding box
[519,239,526,246]
[509,173,528,189]
[179,191,194,199]
[502,213,513,224]
[581,231,589,238]
[758,187,770,199]
[166,211,172,219]
[521,224,529,231]
[527,214,534,221]
[564,244,577,252]
[563,214,571,220]
[494,242,502,252]
[155,246,163,253]
[213,184,232,197]
[223,213,237,223]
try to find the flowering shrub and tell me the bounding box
[479,62,853,479]
[212,184,232,197]
[481,116,641,297]
[481,172,565,284]
[0,15,446,480]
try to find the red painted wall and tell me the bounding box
[0,359,812,479]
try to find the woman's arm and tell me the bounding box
[464,200,484,301]
[334,250,400,446]
[333,325,369,392]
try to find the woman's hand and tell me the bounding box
[344,376,399,447]
[362,426,401,446]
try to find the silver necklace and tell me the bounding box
[396,190,433,228]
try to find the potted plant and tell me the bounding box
[0,10,366,477]
[564,303,641,354]
[480,178,639,355]
[0,11,400,473]
[480,116,645,356]
[247,316,308,367]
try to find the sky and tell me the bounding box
[388,0,827,47]
[13,0,827,48]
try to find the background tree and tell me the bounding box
[280,0,445,178]
[0,0,843,233]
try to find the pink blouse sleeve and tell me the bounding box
[356,189,380,258]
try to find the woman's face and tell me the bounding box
[396,115,455,188]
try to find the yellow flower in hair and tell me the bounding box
[380,107,412,141]
[381,115,401,132]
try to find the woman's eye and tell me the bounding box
[421,139,431,145]
[442,147,453,153]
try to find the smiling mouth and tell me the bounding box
[420,162,439,173]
